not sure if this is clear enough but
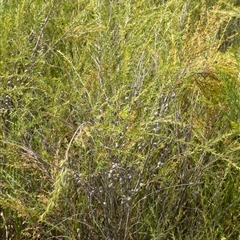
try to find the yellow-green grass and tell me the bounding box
[0,0,240,239]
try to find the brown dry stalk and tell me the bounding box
[194,66,219,81]
[192,66,226,102]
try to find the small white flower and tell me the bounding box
[127,196,131,201]
[157,161,164,167]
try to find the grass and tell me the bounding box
[0,0,240,239]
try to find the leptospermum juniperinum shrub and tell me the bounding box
[0,0,240,239]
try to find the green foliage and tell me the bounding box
[0,0,240,239]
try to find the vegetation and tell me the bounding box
[0,0,240,239]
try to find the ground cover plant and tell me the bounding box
[0,0,240,239]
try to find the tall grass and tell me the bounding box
[0,0,240,239]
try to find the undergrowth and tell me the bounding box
[0,0,240,239]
